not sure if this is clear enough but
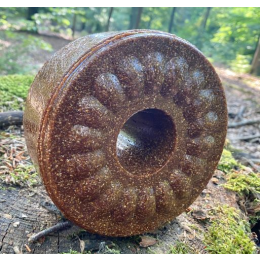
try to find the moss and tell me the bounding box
[102,245,121,254]
[0,74,34,111]
[62,249,82,254]
[218,148,241,174]
[169,241,195,254]
[224,171,260,195]
[224,171,260,226]
[0,165,40,187]
[203,205,256,254]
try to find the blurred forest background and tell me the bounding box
[0,7,260,76]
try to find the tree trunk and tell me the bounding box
[197,7,212,49]
[168,7,176,33]
[129,8,134,29]
[81,22,86,31]
[201,7,211,30]
[106,7,114,31]
[251,35,260,76]
[27,7,38,20]
[129,7,143,29]
[134,7,143,29]
[72,13,77,38]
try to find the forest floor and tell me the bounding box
[0,34,260,254]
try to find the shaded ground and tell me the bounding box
[217,67,260,166]
[0,34,260,254]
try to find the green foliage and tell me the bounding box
[203,205,256,254]
[0,74,34,111]
[230,54,252,73]
[169,241,195,254]
[1,7,260,74]
[217,149,240,174]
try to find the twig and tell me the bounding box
[233,152,258,160]
[24,244,31,252]
[28,221,72,243]
[0,111,24,128]
[244,158,260,172]
[235,106,246,121]
[231,134,260,141]
[250,158,260,163]
[228,118,260,128]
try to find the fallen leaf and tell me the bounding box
[3,213,12,219]
[192,209,209,222]
[79,239,85,253]
[13,246,22,254]
[185,207,192,213]
[13,221,20,227]
[212,177,219,185]
[139,236,157,247]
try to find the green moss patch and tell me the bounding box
[169,241,195,254]
[218,148,241,174]
[203,205,256,254]
[0,74,34,111]
[224,171,260,226]
[224,171,260,195]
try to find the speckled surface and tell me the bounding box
[23,30,227,237]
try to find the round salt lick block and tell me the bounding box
[24,30,227,237]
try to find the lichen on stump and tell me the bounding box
[23,29,227,237]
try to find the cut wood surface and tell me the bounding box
[0,186,81,254]
[0,172,238,254]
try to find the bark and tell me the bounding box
[106,7,114,31]
[168,7,176,33]
[251,35,260,76]
[0,111,24,128]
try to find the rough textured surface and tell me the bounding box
[23,30,227,237]
[0,171,238,254]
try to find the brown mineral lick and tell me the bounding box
[23,29,227,237]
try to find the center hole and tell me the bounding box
[116,109,176,176]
